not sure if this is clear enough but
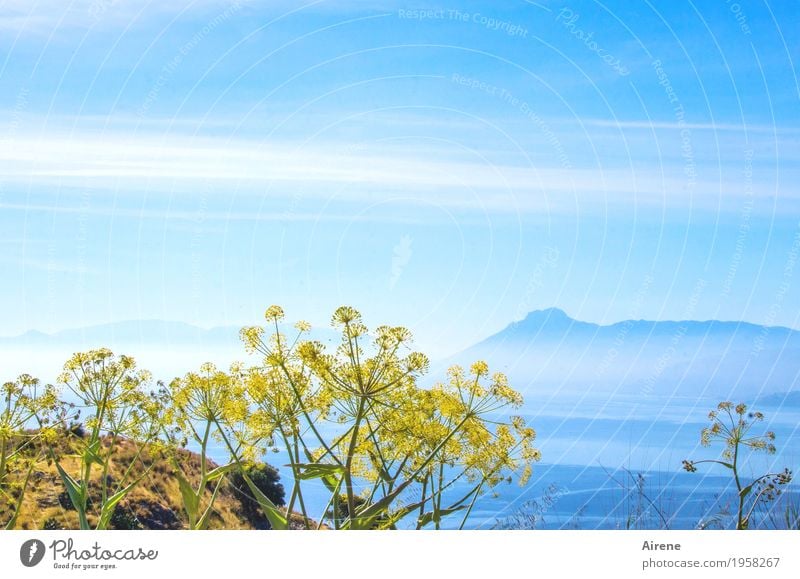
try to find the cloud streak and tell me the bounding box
[2,130,791,214]
[0,0,235,31]
[0,0,404,32]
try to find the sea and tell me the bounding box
[206,392,800,530]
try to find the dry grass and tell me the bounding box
[2,432,283,530]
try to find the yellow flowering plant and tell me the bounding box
[45,349,167,530]
[167,360,289,529]
[167,362,258,530]
[0,374,60,529]
[2,309,539,531]
[238,362,311,526]
[238,305,540,530]
[683,402,793,530]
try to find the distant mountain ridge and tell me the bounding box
[498,307,796,340]
[2,311,798,400]
[0,319,339,384]
[756,390,800,408]
[454,308,800,399]
[0,319,339,348]
[1,319,250,344]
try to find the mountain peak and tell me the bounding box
[510,307,586,334]
[523,307,571,322]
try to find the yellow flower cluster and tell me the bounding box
[1,374,62,496]
[683,402,791,530]
[698,400,777,458]
[2,306,541,531]
[233,306,540,528]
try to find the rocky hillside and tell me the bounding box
[2,431,291,530]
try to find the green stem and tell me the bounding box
[200,421,211,483]
[416,475,429,530]
[319,476,343,530]
[292,435,310,528]
[76,497,90,530]
[732,438,745,529]
[100,434,118,510]
[280,430,309,529]
[277,361,343,468]
[212,419,287,530]
[0,436,8,485]
[435,461,444,530]
[458,480,485,530]
[344,396,367,526]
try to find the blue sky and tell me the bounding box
[0,0,799,357]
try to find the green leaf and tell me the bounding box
[96,478,142,530]
[82,439,104,466]
[54,462,85,511]
[53,462,90,529]
[206,462,236,482]
[292,463,343,493]
[319,474,339,494]
[740,484,753,500]
[386,500,426,525]
[240,471,288,530]
[349,479,412,530]
[293,463,344,480]
[176,471,200,524]
[417,506,467,528]
[196,478,225,530]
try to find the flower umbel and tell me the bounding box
[683,402,792,530]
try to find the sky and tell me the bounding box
[0,0,799,357]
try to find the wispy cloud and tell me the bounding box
[0,200,431,225]
[582,118,800,134]
[0,0,403,32]
[0,0,233,31]
[2,129,791,214]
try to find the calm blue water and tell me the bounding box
[452,464,780,530]
[204,393,800,529]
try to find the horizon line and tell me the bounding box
[3,308,798,341]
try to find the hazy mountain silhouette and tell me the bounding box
[1,320,234,348]
[2,312,798,400]
[0,319,339,348]
[0,320,338,383]
[451,309,800,399]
